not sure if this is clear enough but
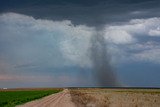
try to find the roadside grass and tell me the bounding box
[0,89,61,107]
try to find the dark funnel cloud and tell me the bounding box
[90,29,119,87]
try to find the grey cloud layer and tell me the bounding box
[104,17,160,63]
[0,12,93,68]
[0,12,160,87]
[1,0,160,26]
[0,13,94,87]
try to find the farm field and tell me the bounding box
[0,88,61,107]
[70,88,160,107]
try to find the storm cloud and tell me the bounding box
[0,0,160,87]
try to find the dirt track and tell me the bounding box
[17,89,76,107]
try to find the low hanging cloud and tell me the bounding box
[149,28,160,36]
[0,12,94,86]
[133,49,160,63]
[104,17,160,44]
[104,29,134,44]
[1,12,160,66]
[104,17,160,64]
[0,12,93,68]
[1,12,160,87]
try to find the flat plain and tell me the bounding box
[1,88,160,107]
[70,88,160,107]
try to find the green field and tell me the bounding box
[0,89,61,107]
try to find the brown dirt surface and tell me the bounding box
[70,88,160,107]
[17,89,76,107]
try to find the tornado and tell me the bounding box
[90,29,119,87]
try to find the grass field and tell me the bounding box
[0,89,61,107]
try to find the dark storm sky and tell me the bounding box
[0,0,160,88]
[1,0,160,25]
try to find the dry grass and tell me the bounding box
[70,90,95,107]
[70,89,110,107]
[70,88,160,107]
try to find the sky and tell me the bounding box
[0,0,160,88]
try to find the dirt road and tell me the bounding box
[17,89,76,107]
